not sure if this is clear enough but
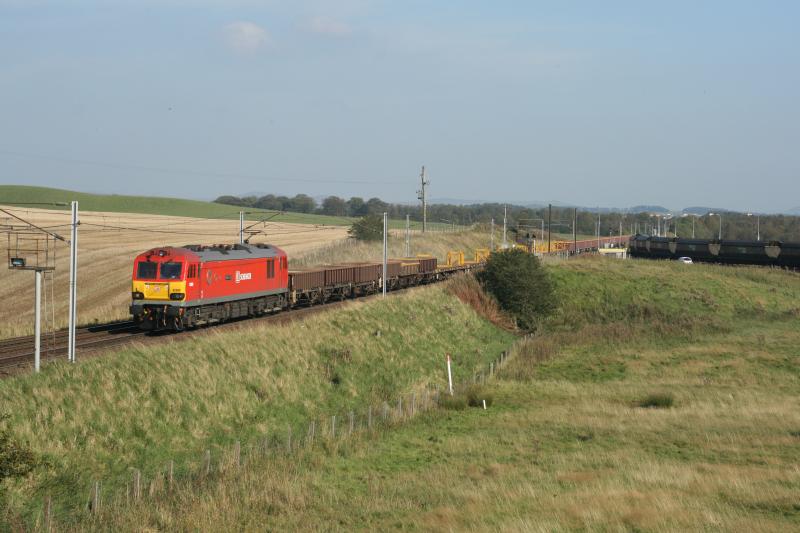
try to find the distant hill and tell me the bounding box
[0,185,352,225]
[625,205,670,214]
[682,206,731,216]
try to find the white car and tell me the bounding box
[677,257,693,264]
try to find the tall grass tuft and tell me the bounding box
[445,274,516,331]
[636,392,675,409]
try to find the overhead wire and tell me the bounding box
[0,148,408,185]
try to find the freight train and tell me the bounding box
[628,235,800,268]
[130,243,477,331]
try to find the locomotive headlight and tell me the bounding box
[132,291,144,300]
[169,293,185,301]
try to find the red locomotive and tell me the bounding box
[130,244,288,330]
[131,242,480,331]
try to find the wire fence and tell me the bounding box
[33,345,516,530]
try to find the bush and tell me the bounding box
[439,394,467,410]
[0,416,41,483]
[438,385,494,410]
[477,248,555,331]
[465,384,493,408]
[348,214,383,242]
[637,393,674,409]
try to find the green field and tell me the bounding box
[0,185,468,231]
[4,257,799,530]
[0,185,354,225]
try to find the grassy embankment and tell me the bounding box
[50,257,800,531]
[0,185,463,231]
[0,283,514,527]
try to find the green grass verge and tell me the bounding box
[0,285,514,525]
[48,256,800,531]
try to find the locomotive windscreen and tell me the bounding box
[137,261,158,279]
[160,262,183,280]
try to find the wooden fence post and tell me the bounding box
[331,415,336,439]
[204,450,211,476]
[287,425,292,453]
[397,397,402,419]
[168,460,174,490]
[92,481,100,514]
[367,406,373,430]
[262,435,269,456]
[382,402,389,422]
[349,411,354,436]
[234,441,241,469]
[133,470,141,501]
[308,421,315,446]
[411,393,416,416]
[43,496,52,532]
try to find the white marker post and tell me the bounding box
[34,269,41,372]
[446,354,453,395]
[67,201,78,363]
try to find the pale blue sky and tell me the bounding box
[1,1,798,211]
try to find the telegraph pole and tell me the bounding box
[502,206,507,248]
[547,204,552,253]
[573,208,578,256]
[382,212,388,298]
[68,201,78,363]
[596,211,601,250]
[239,211,244,244]
[405,214,410,257]
[416,166,429,233]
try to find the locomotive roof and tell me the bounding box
[139,243,284,262]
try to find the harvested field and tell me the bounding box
[0,206,348,338]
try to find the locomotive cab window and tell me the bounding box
[137,261,158,279]
[160,262,184,280]
[267,259,275,279]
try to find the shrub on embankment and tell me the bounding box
[0,285,514,526]
[477,248,556,331]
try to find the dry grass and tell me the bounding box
[0,206,349,338]
[445,274,517,331]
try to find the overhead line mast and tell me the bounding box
[417,166,429,233]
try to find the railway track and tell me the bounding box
[0,322,145,373]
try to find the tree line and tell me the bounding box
[214,194,800,241]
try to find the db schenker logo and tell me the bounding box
[235,271,252,283]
